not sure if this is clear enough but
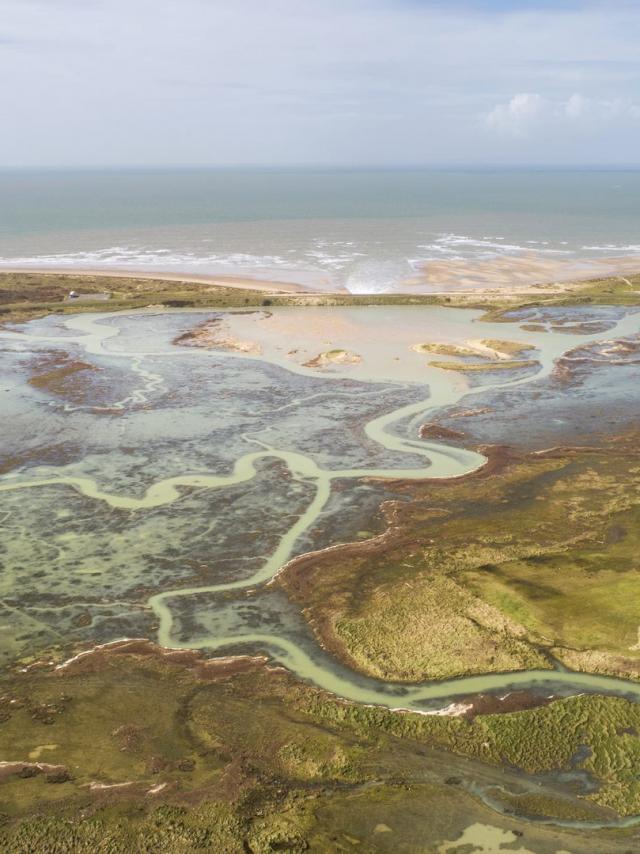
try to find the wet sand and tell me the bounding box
[410,253,640,293]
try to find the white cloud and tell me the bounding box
[485,92,640,137]
[484,93,547,137]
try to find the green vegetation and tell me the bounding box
[413,338,538,373]
[476,338,533,357]
[0,272,272,325]
[413,340,533,361]
[303,691,640,816]
[1,645,640,850]
[303,348,362,368]
[2,270,640,326]
[479,272,640,321]
[279,442,640,684]
[334,573,548,681]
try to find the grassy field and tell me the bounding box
[279,441,640,684]
[1,643,640,850]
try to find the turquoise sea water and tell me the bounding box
[1,169,639,291]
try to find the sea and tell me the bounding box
[1,168,639,293]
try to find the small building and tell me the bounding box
[65,291,111,302]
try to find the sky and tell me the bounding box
[1,0,639,167]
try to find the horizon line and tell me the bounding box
[1,163,640,173]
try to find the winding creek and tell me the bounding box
[2,305,640,714]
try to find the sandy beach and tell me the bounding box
[2,252,639,298]
[409,253,640,293]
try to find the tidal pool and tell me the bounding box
[2,304,640,711]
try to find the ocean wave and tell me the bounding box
[3,231,634,295]
[345,259,413,294]
[415,233,571,259]
[0,247,304,271]
[582,244,640,253]
[303,250,366,269]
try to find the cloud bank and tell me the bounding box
[0,0,639,166]
[485,92,640,137]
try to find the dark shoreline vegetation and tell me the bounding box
[2,271,640,851]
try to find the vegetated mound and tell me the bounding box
[303,349,362,368]
[412,338,538,374]
[428,359,538,373]
[419,423,466,441]
[412,342,479,357]
[277,436,640,686]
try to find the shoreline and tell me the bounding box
[1,259,640,300]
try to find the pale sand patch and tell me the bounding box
[87,781,135,791]
[4,252,639,298]
[407,252,640,293]
[222,304,539,386]
[438,823,537,854]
